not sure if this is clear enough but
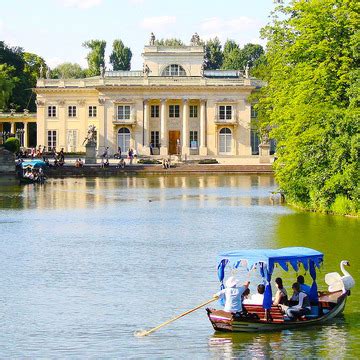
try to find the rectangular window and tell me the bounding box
[68,105,77,117]
[151,105,159,118]
[151,131,160,148]
[190,105,198,118]
[47,106,56,118]
[251,129,260,155]
[47,130,57,149]
[169,105,180,118]
[219,105,232,120]
[89,106,97,117]
[117,105,131,120]
[67,129,78,152]
[251,106,258,118]
[190,131,198,148]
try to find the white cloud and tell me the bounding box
[140,16,176,31]
[57,0,102,9]
[199,16,264,44]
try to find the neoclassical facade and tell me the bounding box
[35,42,265,159]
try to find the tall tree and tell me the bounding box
[0,42,42,111]
[0,64,16,110]
[23,52,47,84]
[255,0,359,215]
[241,43,264,68]
[82,40,106,76]
[109,39,132,71]
[204,37,223,70]
[154,38,185,47]
[51,62,86,79]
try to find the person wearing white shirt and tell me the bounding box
[244,284,265,305]
[214,276,250,313]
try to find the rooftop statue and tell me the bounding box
[39,64,44,79]
[244,63,250,79]
[100,64,106,78]
[143,64,150,77]
[149,32,155,45]
[190,32,201,46]
[46,66,51,79]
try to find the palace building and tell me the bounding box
[34,37,270,161]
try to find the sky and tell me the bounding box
[0,0,275,70]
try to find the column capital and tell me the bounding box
[182,98,189,104]
[160,98,167,104]
[200,99,206,105]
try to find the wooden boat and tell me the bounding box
[207,247,354,332]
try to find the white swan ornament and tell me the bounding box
[325,260,355,292]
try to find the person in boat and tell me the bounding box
[242,288,250,301]
[273,277,288,306]
[244,284,265,305]
[214,276,250,313]
[286,282,311,319]
[297,275,311,296]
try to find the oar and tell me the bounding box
[135,296,218,337]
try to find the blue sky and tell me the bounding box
[0,0,274,70]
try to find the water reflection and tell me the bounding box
[0,174,278,210]
[209,318,349,359]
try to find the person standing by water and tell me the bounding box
[214,276,250,314]
[128,148,133,165]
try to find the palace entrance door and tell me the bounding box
[168,130,180,155]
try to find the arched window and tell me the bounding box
[219,127,232,154]
[162,64,186,76]
[118,127,131,152]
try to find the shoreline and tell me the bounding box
[40,163,274,177]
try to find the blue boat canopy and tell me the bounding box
[21,160,47,169]
[217,247,324,309]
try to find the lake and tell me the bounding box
[0,174,359,358]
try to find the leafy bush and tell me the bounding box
[198,158,218,164]
[330,195,357,216]
[4,137,20,153]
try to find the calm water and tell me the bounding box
[0,174,359,358]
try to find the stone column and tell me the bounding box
[143,99,150,155]
[10,122,15,135]
[23,122,28,148]
[182,99,189,156]
[97,98,106,155]
[160,99,168,155]
[199,100,207,155]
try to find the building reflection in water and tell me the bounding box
[0,174,280,210]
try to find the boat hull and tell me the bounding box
[207,291,348,332]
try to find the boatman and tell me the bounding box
[214,276,250,313]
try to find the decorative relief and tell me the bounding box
[98,98,106,105]
[78,99,86,106]
[58,100,65,106]
[35,100,45,106]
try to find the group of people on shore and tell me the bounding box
[216,275,312,320]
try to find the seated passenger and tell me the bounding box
[244,284,265,305]
[273,277,288,306]
[214,276,250,313]
[286,282,311,320]
[297,275,311,296]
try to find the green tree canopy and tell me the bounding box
[0,64,16,110]
[255,0,360,215]
[204,37,223,70]
[82,40,106,76]
[154,38,185,47]
[0,42,44,111]
[109,39,132,71]
[51,62,86,79]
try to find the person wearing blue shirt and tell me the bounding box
[297,275,311,295]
